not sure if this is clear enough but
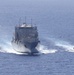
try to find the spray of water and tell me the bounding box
[0,41,26,55]
[55,40,74,53]
[43,37,74,53]
[0,40,57,55]
[0,37,74,55]
[36,44,57,54]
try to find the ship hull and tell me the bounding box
[11,41,40,55]
[12,23,40,55]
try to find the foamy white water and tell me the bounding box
[0,38,74,55]
[36,44,57,54]
[0,40,58,55]
[55,40,74,53]
[43,37,74,53]
[0,41,26,55]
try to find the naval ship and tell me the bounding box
[11,22,40,55]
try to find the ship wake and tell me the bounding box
[0,38,74,55]
[55,40,74,53]
[36,44,57,54]
[0,40,58,55]
[45,37,74,53]
[0,41,27,55]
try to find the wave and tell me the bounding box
[36,44,57,54]
[44,37,74,53]
[0,40,58,55]
[55,40,74,53]
[0,41,25,55]
[0,37,74,55]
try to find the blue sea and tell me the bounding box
[0,0,74,75]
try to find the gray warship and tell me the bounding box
[12,22,40,55]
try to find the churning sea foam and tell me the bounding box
[44,37,74,53]
[0,40,57,55]
[36,43,57,54]
[0,37,74,55]
[0,40,26,55]
[55,40,74,53]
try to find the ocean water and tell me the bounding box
[0,0,74,75]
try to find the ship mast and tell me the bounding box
[31,18,33,26]
[19,18,21,26]
[25,16,27,24]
